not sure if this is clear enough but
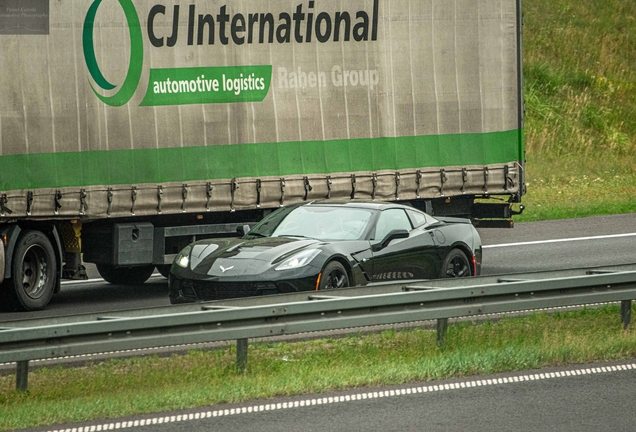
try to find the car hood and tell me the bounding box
[186,236,322,277]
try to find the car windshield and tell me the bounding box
[249,206,375,241]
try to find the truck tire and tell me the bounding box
[319,261,349,290]
[156,265,171,278]
[7,230,57,311]
[440,249,471,278]
[96,264,155,285]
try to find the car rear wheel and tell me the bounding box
[440,249,471,278]
[96,264,155,285]
[319,261,349,290]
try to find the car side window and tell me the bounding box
[406,209,427,228]
[374,209,412,240]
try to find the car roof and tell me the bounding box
[301,199,415,211]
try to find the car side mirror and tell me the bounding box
[236,224,251,237]
[372,229,409,252]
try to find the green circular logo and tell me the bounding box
[83,0,144,107]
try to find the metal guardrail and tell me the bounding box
[2,264,636,391]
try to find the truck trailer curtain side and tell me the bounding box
[0,0,524,219]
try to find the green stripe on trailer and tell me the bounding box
[0,130,521,191]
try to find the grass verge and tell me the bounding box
[515,156,636,222]
[1,305,635,431]
[518,0,636,222]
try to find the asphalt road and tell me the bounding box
[479,213,636,274]
[1,213,636,321]
[38,360,636,432]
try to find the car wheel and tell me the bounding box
[440,249,471,278]
[96,264,155,285]
[319,261,349,290]
[4,230,57,311]
[156,265,171,278]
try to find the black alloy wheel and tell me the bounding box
[441,249,471,278]
[319,261,350,290]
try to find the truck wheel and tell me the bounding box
[319,261,349,290]
[440,249,471,278]
[156,265,171,278]
[96,264,155,285]
[9,230,57,311]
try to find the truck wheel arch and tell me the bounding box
[0,224,22,282]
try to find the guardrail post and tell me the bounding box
[237,338,248,372]
[621,300,632,330]
[436,318,448,348]
[16,361,29,392]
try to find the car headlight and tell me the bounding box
[174,245,192,268]
[275,249,322,271]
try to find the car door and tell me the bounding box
[368,208,438,282]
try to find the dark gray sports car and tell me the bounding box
[169,201,482,304]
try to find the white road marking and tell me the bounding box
[61,274,165,286]
[483,232,636,249]
[60,278,106,285]
[47,363,636,432]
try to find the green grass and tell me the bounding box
[516,156,636,221]
[1,305,635,431]
[518,0,636,221]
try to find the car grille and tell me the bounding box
[192,280,279,301]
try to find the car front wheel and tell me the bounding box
[319,261,349,290]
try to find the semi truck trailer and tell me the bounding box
[0,0,525,310]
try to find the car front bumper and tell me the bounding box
[168,268,320,304]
